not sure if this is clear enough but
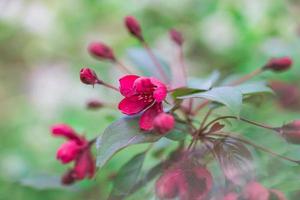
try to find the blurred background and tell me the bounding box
[0,0,300,199]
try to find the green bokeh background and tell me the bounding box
[0,0,300,199]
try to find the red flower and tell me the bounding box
[124,16,143,41]
[264,57,292,72]
[80,68,101,86]
[242,181,269,200]
[153,113,175,134]
[51,124,95,185]
[169,29,184,46]
[118,75,167,130]
[279,120,300,144]
[88,42,115,61]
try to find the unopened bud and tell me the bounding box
[88,42,115,61]
[80,68,100,85]
[263,57,292,72]
[153,113,175,134]
[86,100,104,110]
[243,181,269,200]
[278,120,300,144]
[124,16,143,41]
[61,170,76,185]
[169,29,184,46]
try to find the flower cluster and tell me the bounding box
[49,14,298,200]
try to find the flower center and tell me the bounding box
[138,93,154,103]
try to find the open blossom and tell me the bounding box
[155,166,213,200]
[51,124,95,185]
[118,75,167,130]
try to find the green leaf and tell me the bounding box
[234,82,273,95]
[127,48,171,81]
[171,87,204,99]
[188,70,220,90]
[96,116,162,168]
[179,86,243,116]
[110,152,146,197]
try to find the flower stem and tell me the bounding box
[101,82,119,92]
[142,41,168,82]
[115,59,134,74]
[209,133,300,165]
[201,116,276,133]
[179,46,187,85]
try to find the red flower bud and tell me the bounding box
[263,57,293,72]
[169,29,184,46]
[153,113,175,134]
[279,120,300,144]
[223,192,239,200]
[80,68,100,85]
[51,124,81,141]
[86,100,104,110]
[56,141,82,164]
[124,16,143,41]
[73,149,95,180]
[155,168,188,199]
[88,42,115,61]
[243,181,269,200]
[269,189,287,200]
[61,170,76,185]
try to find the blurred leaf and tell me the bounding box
[214,137,255,185]
[235,82,273,95]
[127,48,171,81]
[165,122,188,141]
[19,174,77,191]
[188,70,220,90]
[109,152,146,198]
[96,116,162,168]
[179,86,243,116]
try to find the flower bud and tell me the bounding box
[86,100,104,110]
[269,189,287,200]
[169,29,184,46]
[279,120,300,144]
[61,170,76,185]
[223,192,239,200]
[155,169,187,199]
[124,16,143,41]
[56,141,82,164]
[51,124,80,141]
[88,42,115,61]
[243,181,269,200]
[153,113,175,134]
[263,57,292,72]
[80,68,100,85]
[73,149,95,180]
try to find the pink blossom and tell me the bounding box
[243,181,269,200]
[80,68,100,86]
[50,124,95,184]
[118,75,167,130]
[88,42,115,61]
[124,16,143,41]
[169,29,184,46]
[56,140,82,164]
[264,57,292,72]
[153,113,175,134]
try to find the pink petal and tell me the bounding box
[139,103,163,130]
[151,78,167,102]
[73,149,95,180]
[119,75,139,97]
[134,77,155,93]
[118,95,150,115]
